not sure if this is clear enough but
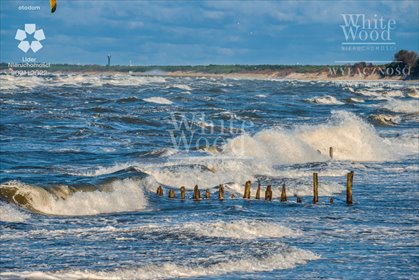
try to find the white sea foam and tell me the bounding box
[0,201,30,222]
[0,75,45,90]
[0,247,319,279]
[0,219,298,242]
[307,95,343,105]
[356,89,404,99]
[0,73,167,90]
[348,97,364,103]
[170,84,192,91]
[143,97,173,105]
[183,220,301,239]
[256,94,267,98]
[0,179,147,216]
[382,99,419,114]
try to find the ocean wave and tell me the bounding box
[143,97,173,105]
[356,89,404,99]
[169,84,192,91]
[76,111,415,192]
[407,87,419,98]
[347,97,364,103]
[222,111,410,163]
[0,179,147,216]
[369,114,401,126]
[74,163,137,177]
[0,246,319,279]
[382,99,419,114]
[307,95,343,105]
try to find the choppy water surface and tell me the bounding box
[0,74,418,279]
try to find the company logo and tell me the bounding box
[340,14,396,43]
[15,24,46,53]
[340,14,396,52]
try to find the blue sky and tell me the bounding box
[1,0,418,65]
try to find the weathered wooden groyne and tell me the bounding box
[157,171,354,205]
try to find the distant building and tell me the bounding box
[107,54,111,66]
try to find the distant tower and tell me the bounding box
[107,54,111,66]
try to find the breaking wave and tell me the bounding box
[222,111,413,163]
[143,97,173,105]
[0,179,147,216]
[307,95,343,105]
[169,84,192,91]
[382,99,419,114]
[355,89,404,99]
[0,73,168,90]
[407,87,419,98]
[347,97,364,103]
[369,114,401,126]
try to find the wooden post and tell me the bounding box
[168,188,175,198]
[205,189,211,199]
[346,171,353,205]
[280,184,287,202]
[255,180,261,199]
[193,185,201,201]
[180,186,186,200]
[297,196,302,203]
[313,173,319,204]
[156,186,163,196]
[218,184,224,200]
[243,180,251,199]
[329,147,333,159]
[265,185,272,201]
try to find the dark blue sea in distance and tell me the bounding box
[0,73,418,279]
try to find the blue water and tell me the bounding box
[0,74,418,279]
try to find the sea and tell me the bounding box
[0,73,418,279]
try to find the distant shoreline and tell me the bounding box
[162,70,411,81]
[1,63,417,81]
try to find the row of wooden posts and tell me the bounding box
[156,171,354,205]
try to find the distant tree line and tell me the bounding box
[0,50,417,79]
[0,63,328,75]
[391,50,419,79]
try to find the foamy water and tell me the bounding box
[0,247,319,279]
[0,201,30,223]
[143,96,173,105]
[307,95,344,105]
[382,99,419,114]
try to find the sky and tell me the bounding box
[0,0,418,65]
